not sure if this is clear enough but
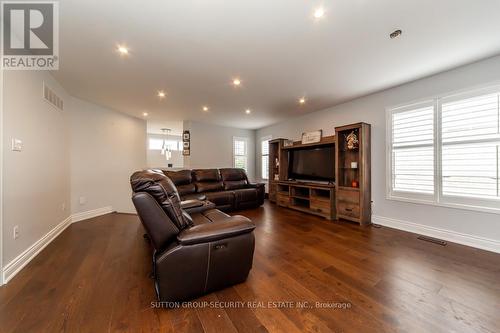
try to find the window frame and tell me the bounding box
[260,135,272,180]
[386,84,500,215]
[232,136,249,172]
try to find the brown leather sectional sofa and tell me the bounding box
[130,169,256,302]
[160,168,265,211]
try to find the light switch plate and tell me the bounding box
[11,138,23,152]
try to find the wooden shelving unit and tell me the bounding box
[268,138,289,203]
[335,123,371,225]
[268,125,371,225]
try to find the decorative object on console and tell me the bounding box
[351,180,359,188]
[283,139,294,147]
[351,161,358,169]
[301,130,322,144]
[345,131,359,150]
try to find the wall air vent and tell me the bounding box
[43,82,64,111]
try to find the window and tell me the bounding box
[261,136,271,180]
[441,92,500,201]
[233,137,248,171]
[387,86,500,213]
[148,138,181,151]
[390,102,435,197]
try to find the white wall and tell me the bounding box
[146,133,184,169]
[70,98,147,214]
[0,65,4,283]
[2,70,71,264]
[183,120,256,181]
[256,55,500,250]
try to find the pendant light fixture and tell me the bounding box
[160,128,172,161]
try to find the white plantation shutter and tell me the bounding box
[441,92,500,200]
[261,138,270,180]
[390,104,435,195]
[233,137,248,171]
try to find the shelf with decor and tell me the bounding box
[335,123,371,225]
[268,138,291,203]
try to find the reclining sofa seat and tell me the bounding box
[130,169,256,302]
[163,168,265,211]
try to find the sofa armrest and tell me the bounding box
[247,182,265,189]
[177,216,255,245]
[181,200,216,214]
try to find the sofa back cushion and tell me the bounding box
[193,169,221,182]
[193,169,224,193]
[163,170,196,196]
[130,170,192,230]
[220,168,249,190]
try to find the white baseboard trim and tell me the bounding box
[2,206,114,284]
[372,215,500,254]
[71,206,114,223]
[2,215,72,284]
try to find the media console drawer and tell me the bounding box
[310,199,331,215]
[337,202,360,218]
[337,189,359,204]
[277,194,289,207]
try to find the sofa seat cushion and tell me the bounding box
[204,191,235,207]
[234,188,258,202]
[196,181,224,193]
[181,193,207,201]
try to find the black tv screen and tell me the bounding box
[288,146,335,181]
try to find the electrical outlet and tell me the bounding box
[13,225,19,239]
[79,196,86,205]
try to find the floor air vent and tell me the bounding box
[417,235,447,246]
[43,82,64,111]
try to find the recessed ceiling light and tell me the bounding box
[245,109,251,114]
[157,91,166,98]
[299,97,306,104]
[202,106,209,111]
[232,78,241,86]
[117,45,129,55]
[314,7,325,19]
[142,112,148,117]
[390,29,403,39]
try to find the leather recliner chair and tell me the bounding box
[130,170,256,302]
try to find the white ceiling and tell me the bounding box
[53,0,500,130]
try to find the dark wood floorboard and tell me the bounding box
[1,202,500,333]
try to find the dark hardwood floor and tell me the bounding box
[1,202,500,333]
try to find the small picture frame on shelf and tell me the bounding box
[301,130,322,144]
[183,131,190,141]
[183,141,190,148]
[183,149,190,156]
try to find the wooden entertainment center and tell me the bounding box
[268,122,371,225]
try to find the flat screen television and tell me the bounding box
[288,145,335,182]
